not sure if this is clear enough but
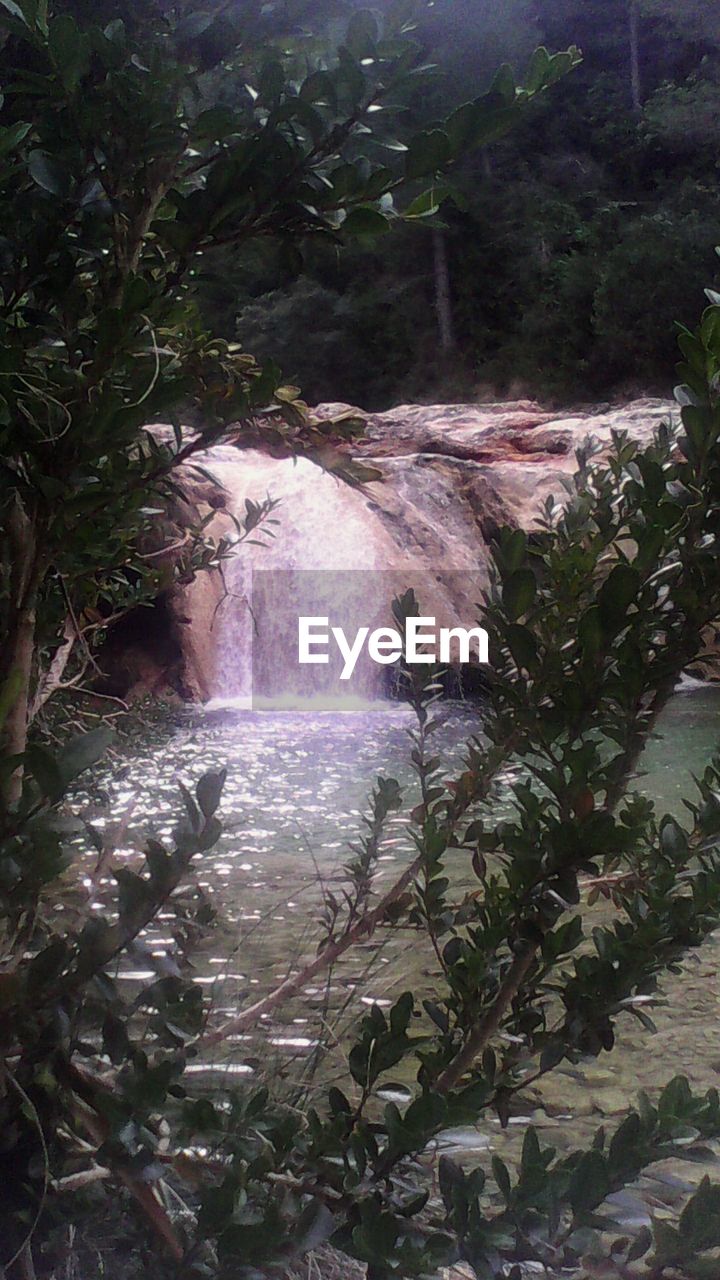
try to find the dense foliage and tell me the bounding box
[4,289,720,1278]
[221,0,720,407]
[4,2,720,1279]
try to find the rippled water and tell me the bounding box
[80,685,720,1173]
[85,700,474,1038]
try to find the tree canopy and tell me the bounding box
[225,0,720,406]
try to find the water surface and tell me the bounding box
[81,686,720,1175]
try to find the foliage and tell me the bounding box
[6,3,720,1278]
[215,0,720,406]
[4,279,720,1276]
[500,185,720,397]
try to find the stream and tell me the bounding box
[79,683,720,1206]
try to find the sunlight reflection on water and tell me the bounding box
[74,686,720,1160]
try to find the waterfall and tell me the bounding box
[201,446,412,706]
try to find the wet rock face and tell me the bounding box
[319,396,674,531]
[95,456,232,702]
[295,398,676,635]
[319,396,670,460]
[111,399,679,702]
[344,400,561,461]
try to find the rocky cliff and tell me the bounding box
[332,396,672,533]
[106,398,678,702]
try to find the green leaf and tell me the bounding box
[525,46,551,93]
[543,47,582,87]
[568,1149,609,1214]
[24,744,63,802]
[346,9,378,59]
[103,1011,131,1064]
[627,1225,652,1261]
[0,121,31,156]
[196,768,226,821]
[503,568,536,620]
[0,0,30,24]
[179,782,202,833]
[446,101,480,153]
[491,1155,512,1204]
[490,62,516,103]
[342,206,390,237]
[578,605,603,657]
[470,104,523,148]
[259,60,284,105]
[405,129,451,180]
[50,13,89,90]
[27,938,69,990]
[659,816,688,861]
[653,1220,683,1265]
[389,990,414,1034]
[300,69,337,109]
[58,725,115,787]
[295,1201,335,1253]
[678,1177,720,1251]
[114,867,151,920]
[682,404,715,458]
[598,564,639,629]
[404,185,451,219]
[176,10,216,41]
[520,1126,542,1177]
[28,149,71,197]
[636,455,666,502]
[496,527,527,572]
[506,623,538,671]
[193,106,237,139]
[401,1092,447,1140]
[337,45,366,105]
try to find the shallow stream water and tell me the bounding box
[81,684,720,1197]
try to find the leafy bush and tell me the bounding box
[4,288,720,1278]
[0,4,587,1274]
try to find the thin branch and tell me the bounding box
[28,613,76,721]
[435,945,537,1093]
[200,852,424,1046]
[3,1069,50,1274]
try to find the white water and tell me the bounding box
[204,693,392,713]
[200,446,417,704]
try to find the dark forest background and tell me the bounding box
[191,0,720,410]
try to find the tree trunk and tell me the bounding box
[433,228,456,356]
[2,604,37,807]
[629,0,642,114]
[2,502,41,807]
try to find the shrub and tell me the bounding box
[4,288,720,1278]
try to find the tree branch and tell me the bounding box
[435,944,537,1093]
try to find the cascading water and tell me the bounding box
[200,445,415,706]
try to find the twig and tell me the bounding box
[51,1166,111,1192]
[434,944,537,1094]
[201,853,424,1046]
[3,1070,50,1275]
